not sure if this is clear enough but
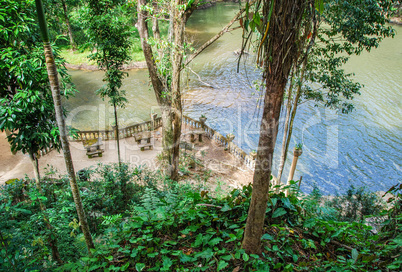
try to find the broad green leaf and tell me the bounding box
[120,262,130,271]
[161,257,173,271]
[217,260,229,271]
[272,208,287,218]
[261,233,274,240]
[135,263,145,271]
[208,237,223,246]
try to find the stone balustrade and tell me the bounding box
[70,117,162,141]
[182,115,256,170]
[70,115,255,170]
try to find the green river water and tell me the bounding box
[64,3,402,194]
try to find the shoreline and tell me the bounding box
[64,61,148,71]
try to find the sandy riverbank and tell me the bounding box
[0,126,253,189]
[64,61,148,71]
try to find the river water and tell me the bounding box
[65,3,401,194]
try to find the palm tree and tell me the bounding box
[34,0,95,254]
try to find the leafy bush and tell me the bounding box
[326,185,383,222]
[1,167,400,271]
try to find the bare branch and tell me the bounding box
[183,1,254,68]
[187,67,218,88]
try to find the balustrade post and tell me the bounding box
[286,147,303,196]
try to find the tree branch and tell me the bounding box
[183,2,253,68]
[187,67,217,88]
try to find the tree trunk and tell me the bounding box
[278,57,308,182]
[137,0,238,180]
[61,0,75,50]
[35,0,94,254]
[29,151,42,193]
[277,70,295,182]
[113,102,121,166]
[137,0,177,179]
[169,0,185,181]
[242,0,307,254]
[160,106,174,175]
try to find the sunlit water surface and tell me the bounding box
[65,3,402,194]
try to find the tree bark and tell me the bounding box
[277,70,295,182]
[242,0,307,254]
[61,0,75,50]
[137,0,174,177]
[170,0,185,181]
[29,150,42,193]
[43,40,95,254]
[137,0,243,180]
[35,0,95,254]
[113,102,121,166]
[278,57,308,182]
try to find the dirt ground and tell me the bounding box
[0,126,254,188]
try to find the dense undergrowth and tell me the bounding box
[0,163,401,271]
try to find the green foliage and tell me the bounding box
[85,0,131,108]
[0,89,59,154]
[0,165,400,271]
[303,0,395,113]
[0,0,75,156]
[326,185,383,222]
[377,183,402,270]
[243,0,395,113]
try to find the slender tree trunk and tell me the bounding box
[29,151,42,192]
[138,0,235,180]
[277,69,296,182]
[61,0,75,50]
[278,57,308,182]
[169,0,185,181]
[35,0,94,254]
[137,0,177,179]
[277,95,292,182]
[242,0,307,254]
[113,102,121,166]
[160,107,174,174]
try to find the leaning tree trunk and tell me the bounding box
[277,69,295,182]
[138,0,241,180]
[242,0,307,254]
[35,0,95,254]
[277,57,308,182]
[61,0,75,50]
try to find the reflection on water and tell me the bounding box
[64,69,160,131]
[65,3,401,194]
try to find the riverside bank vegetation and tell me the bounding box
[0,0,401,271]
[1,164,401,271]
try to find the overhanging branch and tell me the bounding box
[183,1,254,69]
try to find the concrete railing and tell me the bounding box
[70,117,162,141]
[71,115,256,170]
[182,115,256,170]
